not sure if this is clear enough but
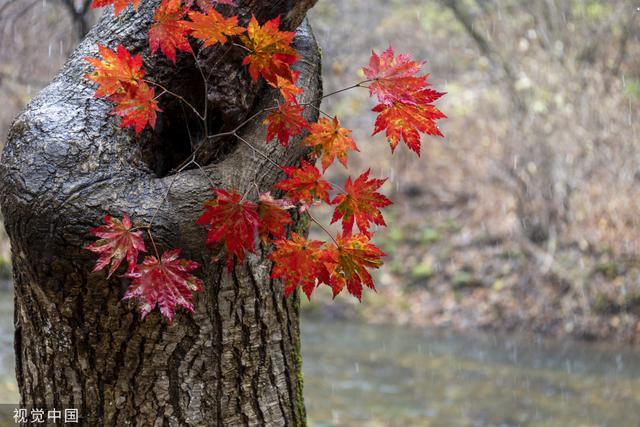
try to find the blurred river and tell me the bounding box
[302,320,640,426]
[0,288,637,426]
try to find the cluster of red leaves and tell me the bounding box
[86,0,446,320]
[188,162,390,302]
[363,47,446,155]
[195,189,292,270]
[271,233,384,301]
[87,0,303,134]
[85,44,161,133]
[269,163,390,300]
[86,215,202,323]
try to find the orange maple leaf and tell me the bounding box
[303,117,359,171]
[240,15,299,85]
[149,0,192,64]
[272,72,303,103]
[111,83,162,133]
[187,8,245,48]
[271,233,326,298]
[85,44,145,99]
[322,233,385,301]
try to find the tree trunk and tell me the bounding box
[0,0,321,425]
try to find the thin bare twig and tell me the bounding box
[306,103,333,120]
[191,50,209,139]
[193,160,215,188]
[144,79,205,121]
[307,212,338,245]
[147,229,160,259]
[234,133,281,169]
[320,80,370,99]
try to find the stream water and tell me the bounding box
[302,319,640,426]
[0,290,637,426]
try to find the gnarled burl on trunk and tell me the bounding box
[0,0,321,425]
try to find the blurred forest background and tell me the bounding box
[1,0,639,344]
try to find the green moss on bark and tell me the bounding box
[292,290,307,426]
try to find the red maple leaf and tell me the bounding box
[123,249,203,322]
[85,44,145,99]
[91,0,140,16]
[322,233,385,301]
[363,47,428,105]
[111,82,162,133]
[275,160,331,206]
[372,98,446,155]
[257,193,293,242]
[363,48,446,155]
[149,0,192,64]
[264,102,308,147]
[302,117,359,171]
[187,8,245,48]
[86,213,146,278]
[331,170,392,236]
[195,189,259,270]
[271,233,325,299]
[240,15,299,85]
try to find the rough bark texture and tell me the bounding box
[0,0,321,425]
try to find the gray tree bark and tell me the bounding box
[0,0,320,425]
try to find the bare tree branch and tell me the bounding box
[440,0,526,111]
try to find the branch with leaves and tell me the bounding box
[84,0,446,322]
